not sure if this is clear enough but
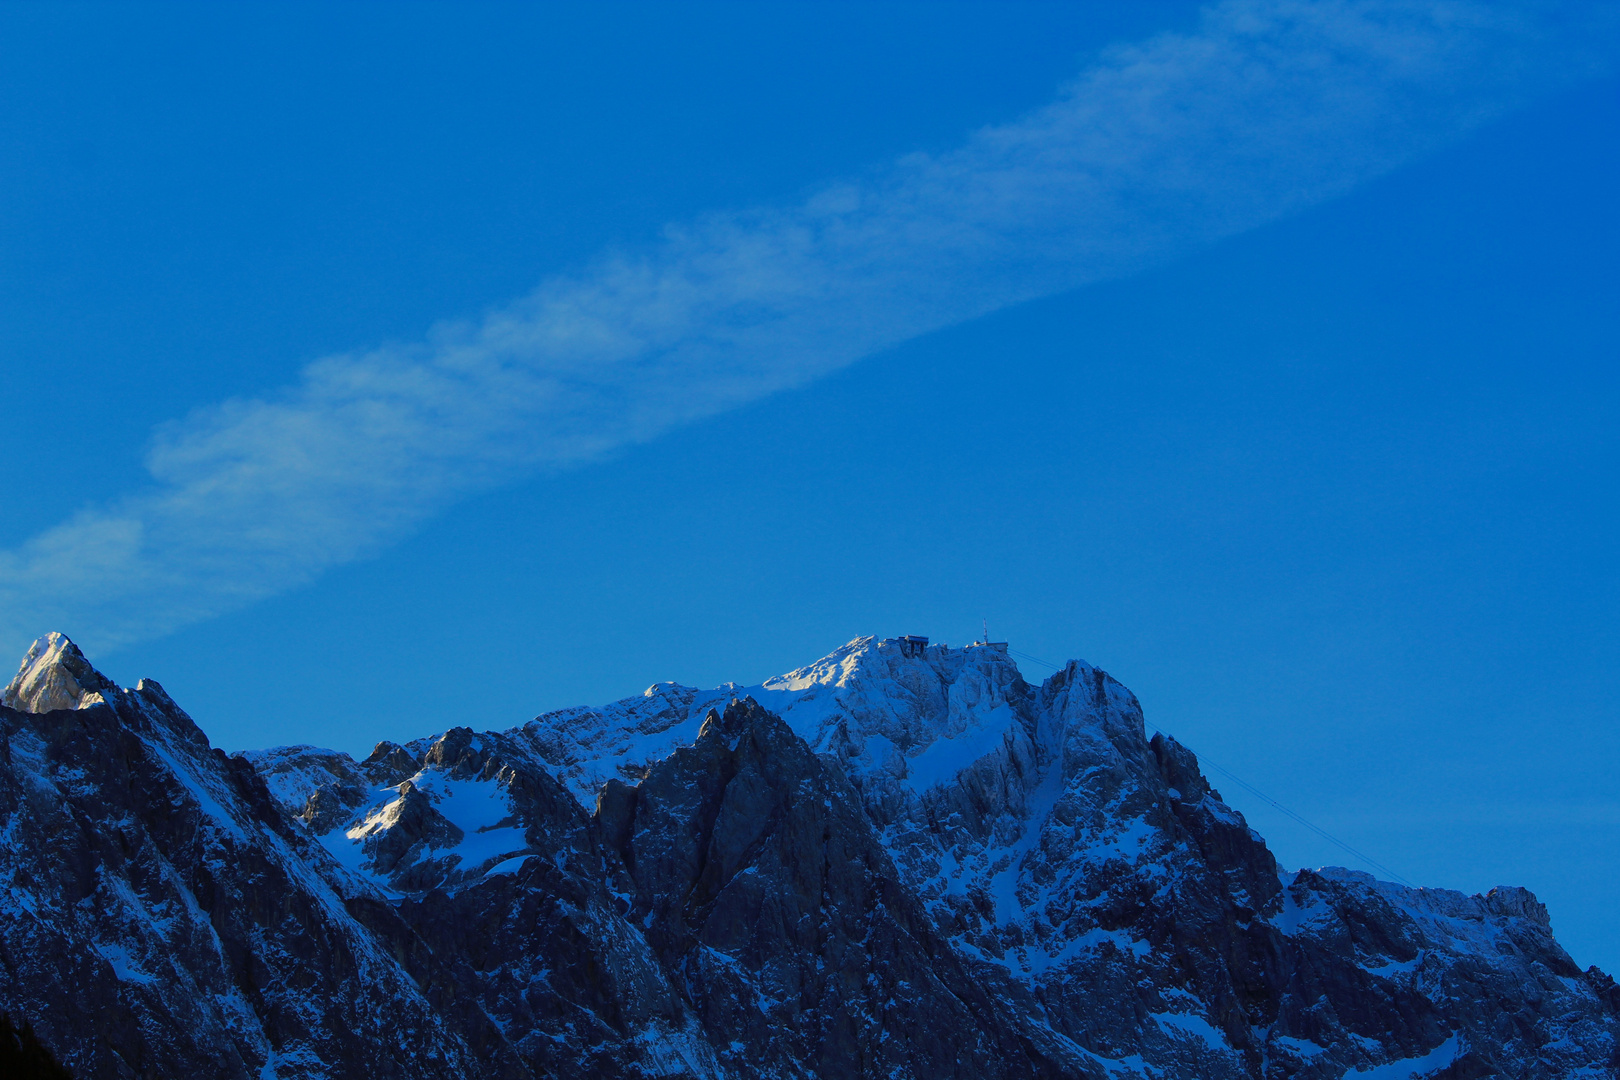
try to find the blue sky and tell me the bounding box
[2,3,1617,969]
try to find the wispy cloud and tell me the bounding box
[3,0,1615,654]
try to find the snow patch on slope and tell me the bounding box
[1347,1035,1460,1078]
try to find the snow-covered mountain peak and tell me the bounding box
[761,633,1024,698]
[2,631,118,713]
[514,634,1042,805]
[760,634,1033,750]
[759,633,885,691]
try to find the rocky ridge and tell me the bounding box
[0,632,1614,1078]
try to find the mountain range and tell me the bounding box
[1,631,1614,1078]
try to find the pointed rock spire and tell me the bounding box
[2,632,118,714]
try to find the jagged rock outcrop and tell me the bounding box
[0,632,1613,1078]
[0,638,525,1080]
[2,633,117,713]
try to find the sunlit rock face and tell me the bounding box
[1,632,117,713]
[1,633,1615,1079]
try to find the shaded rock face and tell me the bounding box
[1,634,1615,1079]
[0,1012,73,1080]
[0,647,524,1080]
[595,699,1082,1079]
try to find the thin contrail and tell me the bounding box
[2,0,1615,655]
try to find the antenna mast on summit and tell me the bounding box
[982,618,989,646]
